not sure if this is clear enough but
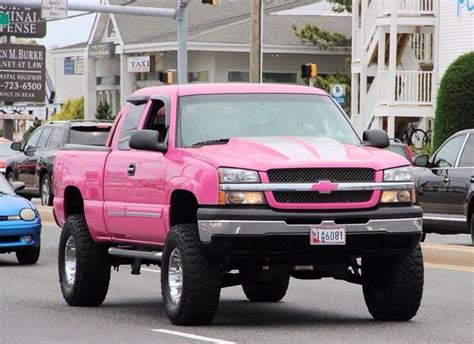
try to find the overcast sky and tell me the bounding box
[38,0,101,48]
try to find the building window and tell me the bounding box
[188,71,209,83]
[228,71,298,84]
[107,20,117,39]
[97,76,120,86]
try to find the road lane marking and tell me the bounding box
[142,268,161,273]
[151,329,235,344]
[425,263,474,273]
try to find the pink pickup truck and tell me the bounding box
[53,83,423,325]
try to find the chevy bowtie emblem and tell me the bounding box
[311,180,338,194]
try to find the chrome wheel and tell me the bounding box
[64,236,77,287]
[168,248,183,304]
[41,179,50,205]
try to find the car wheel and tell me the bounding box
[16,245,40,265]
[362,244,424,321]
[161,223,221,325]
[58,214,110,306]
[241,269,290,302]
[40,174,54,206]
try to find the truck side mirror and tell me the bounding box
[362,129,390,149]
[130,130,167,153]
[11,142,22,151]
[414,154,430,168]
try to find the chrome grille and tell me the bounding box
[267,168,375,183]
[273,191,373,204]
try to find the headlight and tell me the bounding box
[383,166,413,182]
[218,168,260,183]
[380,190,415,203]
[19,208,37,221]
[219,191,266,205]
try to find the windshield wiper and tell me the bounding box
[191,138,230,147]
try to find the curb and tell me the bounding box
[421,242,474,270]
[36,207,474,270]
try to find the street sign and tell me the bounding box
[89,42,115,58]
[330,84,346,106]
[0,12,9,25]
[0,6,46,38]
[0,44,46,103]
[0,106,46,120]
[41,0,68,19]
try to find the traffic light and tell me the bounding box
[202,0,218,5]
[158,71,173,85]
[301,63,317,79]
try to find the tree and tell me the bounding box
[96,101,113,121]
[433,52,474,150]
[50,97,84,121]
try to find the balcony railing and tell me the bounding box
[378,71,433,105]
[410,32,434,65]
[396,0,434,13]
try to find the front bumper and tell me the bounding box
[197,206,422,258]
[0,220,42,253]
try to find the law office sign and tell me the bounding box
[0,6,46,38]
[0,44,46,103]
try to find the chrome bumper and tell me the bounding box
[198,218,422,243]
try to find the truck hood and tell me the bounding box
[184,137,410,171]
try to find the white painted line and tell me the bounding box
[142,268,161,273]
[151,329,235,344]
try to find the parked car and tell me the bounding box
[0,137,15,175]
[53,84,423,325]
[6,120,113,206]
[414,129,474,243]
[0,175,41,264]
[386,139,414,163]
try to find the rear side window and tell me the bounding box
[69,127,111,146]
[37,127,52,149]
[118,102,147,150]
[459,135,474,167]
[48,128,64,148]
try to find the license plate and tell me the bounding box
[310,225,346,245]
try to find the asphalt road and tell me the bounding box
[1,225,473,344]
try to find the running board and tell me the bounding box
[108,247,163,261]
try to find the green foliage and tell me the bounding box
[329,0,352,13]
[433,52,474,150]
[96,101,113,121]
[50,97,84,121]
[293,24,351,51]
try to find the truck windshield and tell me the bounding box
[178,94,360,148]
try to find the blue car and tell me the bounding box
[0,175,41,264]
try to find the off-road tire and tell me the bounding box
[242,272,290,302]
[16,245,40,265]
[58,214,110,306]
[161,223,221,325]
[362,244,424,321]
[40,174,54,206]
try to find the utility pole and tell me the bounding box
[249,0,262,83]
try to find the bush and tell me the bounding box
[96,101,113,121]
[433,52,474,150]
[50,97,84,121]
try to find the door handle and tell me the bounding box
[443,176,450,183]
[128,164,136,177]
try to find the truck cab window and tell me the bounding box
[118,102,147,150]
[144,100,168,144]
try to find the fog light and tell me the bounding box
[380,190,412,203]
[219,191,266,205]
[23,235,33,244]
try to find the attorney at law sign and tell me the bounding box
[127,56,156,73]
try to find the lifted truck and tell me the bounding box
[53,84,423,325]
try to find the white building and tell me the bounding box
[80,0,352,119]
[351,0,473,140]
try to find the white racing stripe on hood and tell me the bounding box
[244,137,317,161]
[300,137,347,160]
